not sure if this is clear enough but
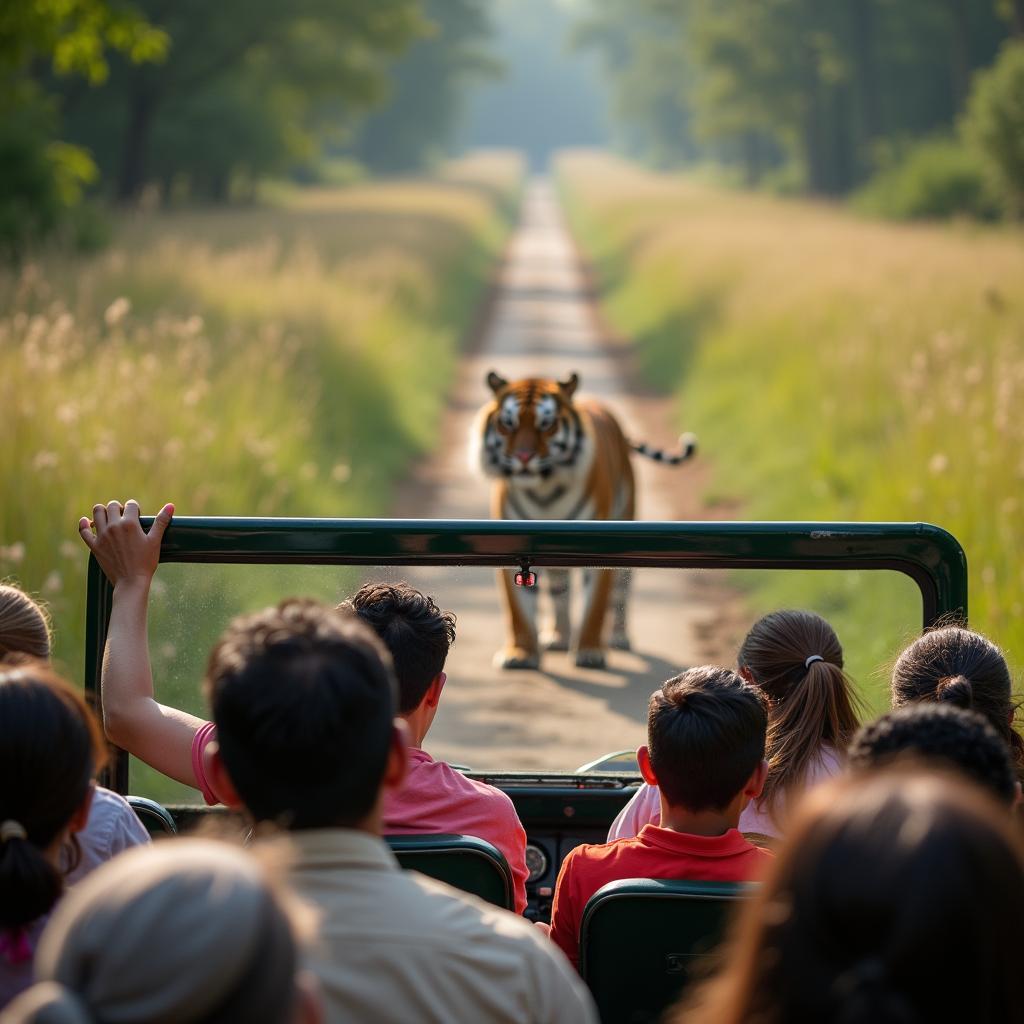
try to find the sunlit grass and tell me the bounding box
[1,152,521,692]
[559,150,1024,706]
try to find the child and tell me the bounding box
[0,664,104,1008]
[609,610,859,842]
[891,624,1024,779]
[674,770,1024,1024]
[849,703,1020,808]
[549,667,773,968]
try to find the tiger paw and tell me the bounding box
[540,630,570,652]
[574,648,607,670]
[494,648,540,670]
[609,631,631,652]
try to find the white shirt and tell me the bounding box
[289,829,597,1024]
[68,787,150,885]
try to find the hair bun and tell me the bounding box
[936,675,973,709]
[3,981,92,1023]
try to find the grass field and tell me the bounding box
[559,151,1024,710]
[1,152,520,798]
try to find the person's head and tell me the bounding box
[891,625,1024,773]
[0,583,50,661]
[676,771,1024,1024]
[640,666,768,816]
[342,582,456,715]
[737,610,860,816]
[202,598,404,831]
[0,663,105,932]
[5,839,321,1024]
[849,703,1019,807]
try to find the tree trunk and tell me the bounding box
[1010,0,1024,37]
[949,0,971,110]
[116,84,159,204]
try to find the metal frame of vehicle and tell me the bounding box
[85,516,968,794]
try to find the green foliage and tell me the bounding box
[349,0,497,174]
[852,138,1000,221]
[573,0,1013,197]
[964,42,1024,216]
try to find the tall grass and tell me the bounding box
[1,152,521,684]
[559,151,1024,706]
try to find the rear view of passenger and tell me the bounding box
[4,839,322,1024]
[550,666,774,968]
[674,770,1024,1024]
[0,664,104,1009]
[0,584,150,884]
[891,624,1024,779]
[610,610,859,842]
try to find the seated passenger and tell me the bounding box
[0,663,104,1009]
[549,666,774,968]
[890,624,1024,780]
[609,610,859,843]
[81,508,596,1022]
[673,770,1024,1023]
[848,703,1021,808]
[0,584,150,883]
[5,839,322,1024]
[78,503,527,912]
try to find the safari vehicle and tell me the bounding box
[85,517,967,1021]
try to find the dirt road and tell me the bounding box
[394,179,736,772]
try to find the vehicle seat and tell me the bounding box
[386,834,514,911]
[127,796,178,837]
[579,878,752,1024]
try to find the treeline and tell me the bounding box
[1,0,494,254]
[576,0,1024,218]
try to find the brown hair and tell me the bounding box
[0,584,50,661]
[738,610,860,820]
[676,771,1024,1024]
[0,663,106,930]
[648,666,768,812]
[891,625,1024,777]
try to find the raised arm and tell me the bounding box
[79,499,207,789]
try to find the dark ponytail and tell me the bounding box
[0,664,105,931]
[892,626,1024,780]
[935,675,973,709]
[738,610,861,820]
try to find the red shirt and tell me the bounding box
[192,727,529,914]
[549,824,773,967]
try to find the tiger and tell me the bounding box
[470,370,697,671]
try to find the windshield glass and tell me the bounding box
[135,562,921,802]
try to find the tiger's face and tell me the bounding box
[474,371,583,480]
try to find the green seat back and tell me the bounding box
[127,796,178,837]
[386,833,514,911]
[579,878,751,1024]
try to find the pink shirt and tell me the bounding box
[191,726,529,914]
[607,745,844,842]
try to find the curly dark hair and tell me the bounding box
[849,703,1017,806]
[343,582,456,714]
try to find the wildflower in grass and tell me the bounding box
[928,453,949,475]
[0,543,26,565]
[59,541,79,559]
[104,297,131,327]
[43,571,62,594]
[331,463,352,483]
[33,451,59,471]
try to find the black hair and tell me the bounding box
[648,666,768,813]
[849,703,1017,806]
[0,663,105,930]
[343,582,456,714]
[891,625,1024,778]
[205,599,397,830]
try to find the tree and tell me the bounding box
[59,0,423,201]
[349,0,497,174]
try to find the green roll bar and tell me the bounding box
[85,518,968,792]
